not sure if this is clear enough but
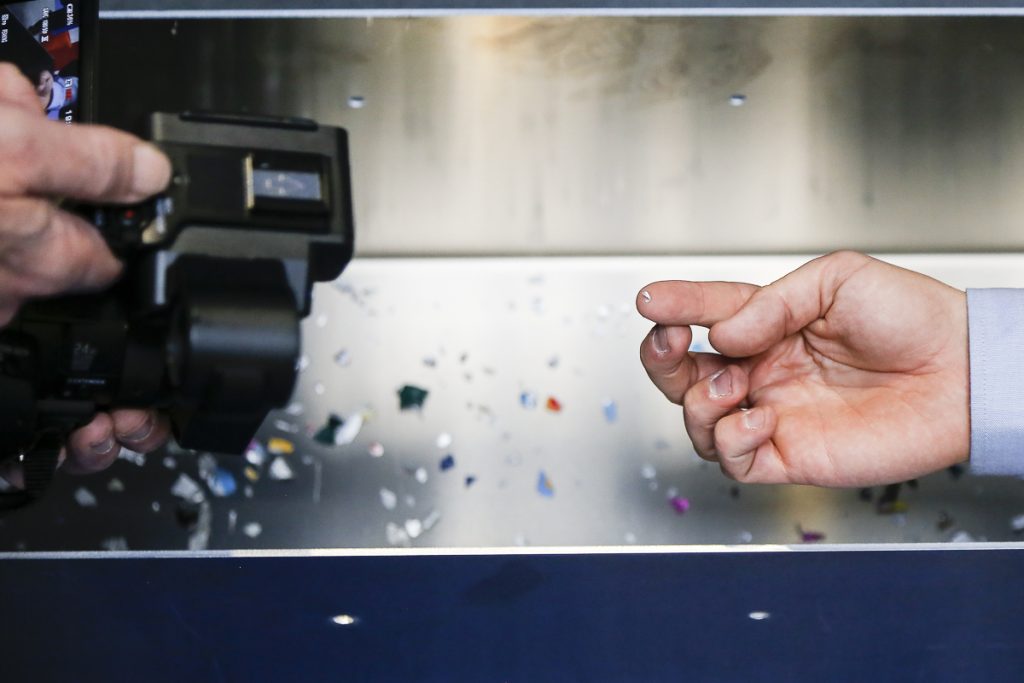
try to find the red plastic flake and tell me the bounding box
[546,397,562,412]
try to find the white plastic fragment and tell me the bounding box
[269,456,295,481]
[368,442,385,458]
[334,412,364,446]
[189,502,212,550]
[171,473,205,504]
[151,501,161,513]
[118,449,146,467]
[228,509,238,534]
[379,488,397,510]
[385,522,411,547]
[285,402,305,416]
[1011,513,1024,532]
[414,467,428,484]
[950,530,976,543]
[640,464,657,480]
[107,478,125,493]
[422,509,442,531]
[244,486,254,499]
[273,419,299,434]
[405,518,423,539]
[162,456,177,469]
[436,432,453,449]
[243,522,263,539]
[245,441,267,467]
[74,487,98,508]
[101,537,129,551]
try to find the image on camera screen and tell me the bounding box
[0,2,83,124]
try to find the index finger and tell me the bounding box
[0,109,171,203]
[636,280,759,327]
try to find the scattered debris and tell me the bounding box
[519,391,538,409]
[118,449,146,467]
[369,442,385,458]
[436,433,453,449]
[465,475,477,488]
[398,385,429,410]
[245,440,268,467]
[380,488,398,510]
[537,471,555,497]
[100,537,129,551]
[207,468,238,497]
[796,525,826,543]
[170,474,204,504]
[414,467,428,484]
[107,478,125,493]
[601,399,618,423]
[440,454,456,471]
[267,437,295,455]
[938,511,955,532]
[74,487,98,508]
[545,397,562,413]
[243,522,263,539]
[314,415,344,445]
[334,349,352,367]
[669,496,691,515]
[268,457,295,481]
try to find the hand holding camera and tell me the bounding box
[0,62,173,487]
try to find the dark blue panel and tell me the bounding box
[1,549,1023,681]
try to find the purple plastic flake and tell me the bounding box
[797,525,826,543]
[669,496,690,514]
[440,454,456,471]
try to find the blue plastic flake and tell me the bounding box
[537,471,555,497]
[440,454,456,471]
[601,399,618,423]
[519,391,538,410]
[208,468,237,498]
[465,475,477,488]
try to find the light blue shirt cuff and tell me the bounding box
[968,288,1024,476]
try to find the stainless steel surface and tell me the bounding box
[100,17,1024,255]
[4,254,1024,551]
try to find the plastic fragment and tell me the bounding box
[334,349,352,367]
[1011,513,1024,533]
[296,354,310,372]
[245,440,268,466]
[435,433,453,450]
[74,487,98,508]
[547,355,560,369]
[602,399,618,423]
[398,385,429,410]
[285,402,305,416]
[640,464,657,480]
[197,453,218,481]
[641,290,652,303]
[314,415,344,445]
[267,437,295,455]
[796,525,826,543]
[876,483,906,514]
[101,537,129,551]
[440,454,456,471]
[314,383,326,395]
[414,467,428,484]
[107,478,125,493]
[332,412,365,445]
[273,419,299,434]
[545,397,562,413]
[422,356,437,368]
[405,518,424,539]
[228,509,238,534]
[950,530,976,543]
[379,488,398,510]
[206,468,238,497]
[268,456,295,482]
[386,522,411,546]
[624,532,637,544]
[738,530,754,543]
[405,494,417,508]
[170,473,205,504]
[519,391,538,409]
[465,475,477,487]
[422,509,442,531]
[151,501,161,513]
[243,522,263,539]
[244,466,260,483]
[162,456,177,469]
[669,496,690,514]
[244,485,254,498]
[368,442,385,458]
[938,511,955,532]
[537,471,555,497]
[118,449,146,467]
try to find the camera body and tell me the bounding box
[0,112,355,506]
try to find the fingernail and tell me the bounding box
[132,143,172,197]
[118,420,154,443]
[742,408,765,430]
[709,368,732,398]
[90,436,117,455]
[640,290,652,304]
[652,326,670,354]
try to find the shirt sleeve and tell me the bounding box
[967,288,1024,476]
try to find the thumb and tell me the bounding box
[709,251,874,358]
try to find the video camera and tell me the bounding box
[0,3,355,510]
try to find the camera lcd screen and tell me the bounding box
[0,1,86,124]
[252,169,323,202]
